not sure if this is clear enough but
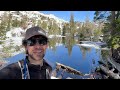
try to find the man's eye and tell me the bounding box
[42,41,47,45]
[27,40,33,45]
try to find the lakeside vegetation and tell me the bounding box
[0,11,120,62]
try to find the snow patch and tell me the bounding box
[0,11,5,16]
[6,27,25,38]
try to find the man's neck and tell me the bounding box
[28,57,43,66]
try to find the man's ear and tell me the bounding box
[22,44,27,51]
[25,46,27,51]
[22,45,27,55]
[45,44,48,49]
[46,43,49,48]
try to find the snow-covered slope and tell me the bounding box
[6,27,25,38]
[0,11,67,24]
[30,11,67,23]
[0,11,68,58]
[5,27,24,46]
[39,12,67,23]
[0,11,4,16]
[1,27,25,57]
[0,11,68,30]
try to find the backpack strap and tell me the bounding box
[18,60,30,79]
[46,68,51,79]
[18,59,51,79]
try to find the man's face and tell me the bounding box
[25,35,48,61]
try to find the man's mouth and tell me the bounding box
[35,51,42,53]
[34,50,43,53]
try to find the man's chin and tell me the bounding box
[29,54,44,61]
[33,56,43,61]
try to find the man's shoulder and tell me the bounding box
[0,60,24,79]
[9,59,24,67]
[0,59,24,71]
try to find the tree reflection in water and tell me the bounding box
[48,35,102,79]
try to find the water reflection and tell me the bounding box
[65,36,75,56]
[79,46,92,60]
[44,36,102,78]
[2,35,105,79]
[48,36,76,56]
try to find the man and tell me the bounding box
[0,26,52,79]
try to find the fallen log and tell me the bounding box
[56,62,84,76]
[99,65,120,79]
[107,57,120,72]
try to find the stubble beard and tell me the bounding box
[29,53,45,62]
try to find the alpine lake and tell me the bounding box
[5,36,111,79]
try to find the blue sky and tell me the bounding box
[40,11,95,22]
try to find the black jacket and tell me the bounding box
[0,59,52,79]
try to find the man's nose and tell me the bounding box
[34,41,43,48]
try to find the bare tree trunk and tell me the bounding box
[110,11,116,58]
[111,11,116,36]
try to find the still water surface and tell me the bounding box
[5,36,109,79]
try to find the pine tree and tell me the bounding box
[20,15,28,29]
[62,24,66,36]
[50,22,59,35]
[41,21,47,30]
[0,12,10,41]
[7,11,12,31]
[48,21,53,35]
[94,11,120,60]
[69,12,76,37]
